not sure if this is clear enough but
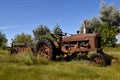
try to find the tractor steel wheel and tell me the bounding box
[35,39,55,60]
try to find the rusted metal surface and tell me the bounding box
[62,33,99,42]
[10,42,34,54]
[60,33,101,54]
[10,43,26,54]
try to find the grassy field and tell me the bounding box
[0,48,120,80]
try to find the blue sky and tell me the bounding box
[0,0,120,44]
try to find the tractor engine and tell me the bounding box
[61,33,101,54]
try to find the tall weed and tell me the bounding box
[1,51,50,65]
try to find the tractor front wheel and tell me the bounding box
[90,53,109,66]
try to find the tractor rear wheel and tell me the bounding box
[35,38,55,60]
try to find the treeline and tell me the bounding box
[0,1,120,49]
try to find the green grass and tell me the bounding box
[0,49,120,80]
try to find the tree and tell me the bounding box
[100,1,120,27]
[13,33,32,44]
[80,18,101,33]
[53,23,62,35]
[33,24,50,40]
[98,22,117,47]
[99,1,120,47]
[0,31,7,49]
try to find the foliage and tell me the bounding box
[40,33,57,42]
[80,17,101,33]
[100,1,120,26]
[0,50,49,65]
[53,23,62,35]
[52,23,63,42]
[33,25,51,40]
[99,2,120,47]
[13,33,32,44]
[13,52,49,65]
[98,22,117,47]
[0,31,7,49]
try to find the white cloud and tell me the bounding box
[0,25,21,30]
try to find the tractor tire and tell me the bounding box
[90,53,109,66]
[102,52,111,65]
[35,38,56,60]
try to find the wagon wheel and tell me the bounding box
[90,53,108,66]
[35,39,55,60]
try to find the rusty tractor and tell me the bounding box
[10,42,26,54]
[35,31,111,66]
[10,42,34,54]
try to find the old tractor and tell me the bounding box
[10,42,27,54]
[34,30,111,66]
[10,42,34,54]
